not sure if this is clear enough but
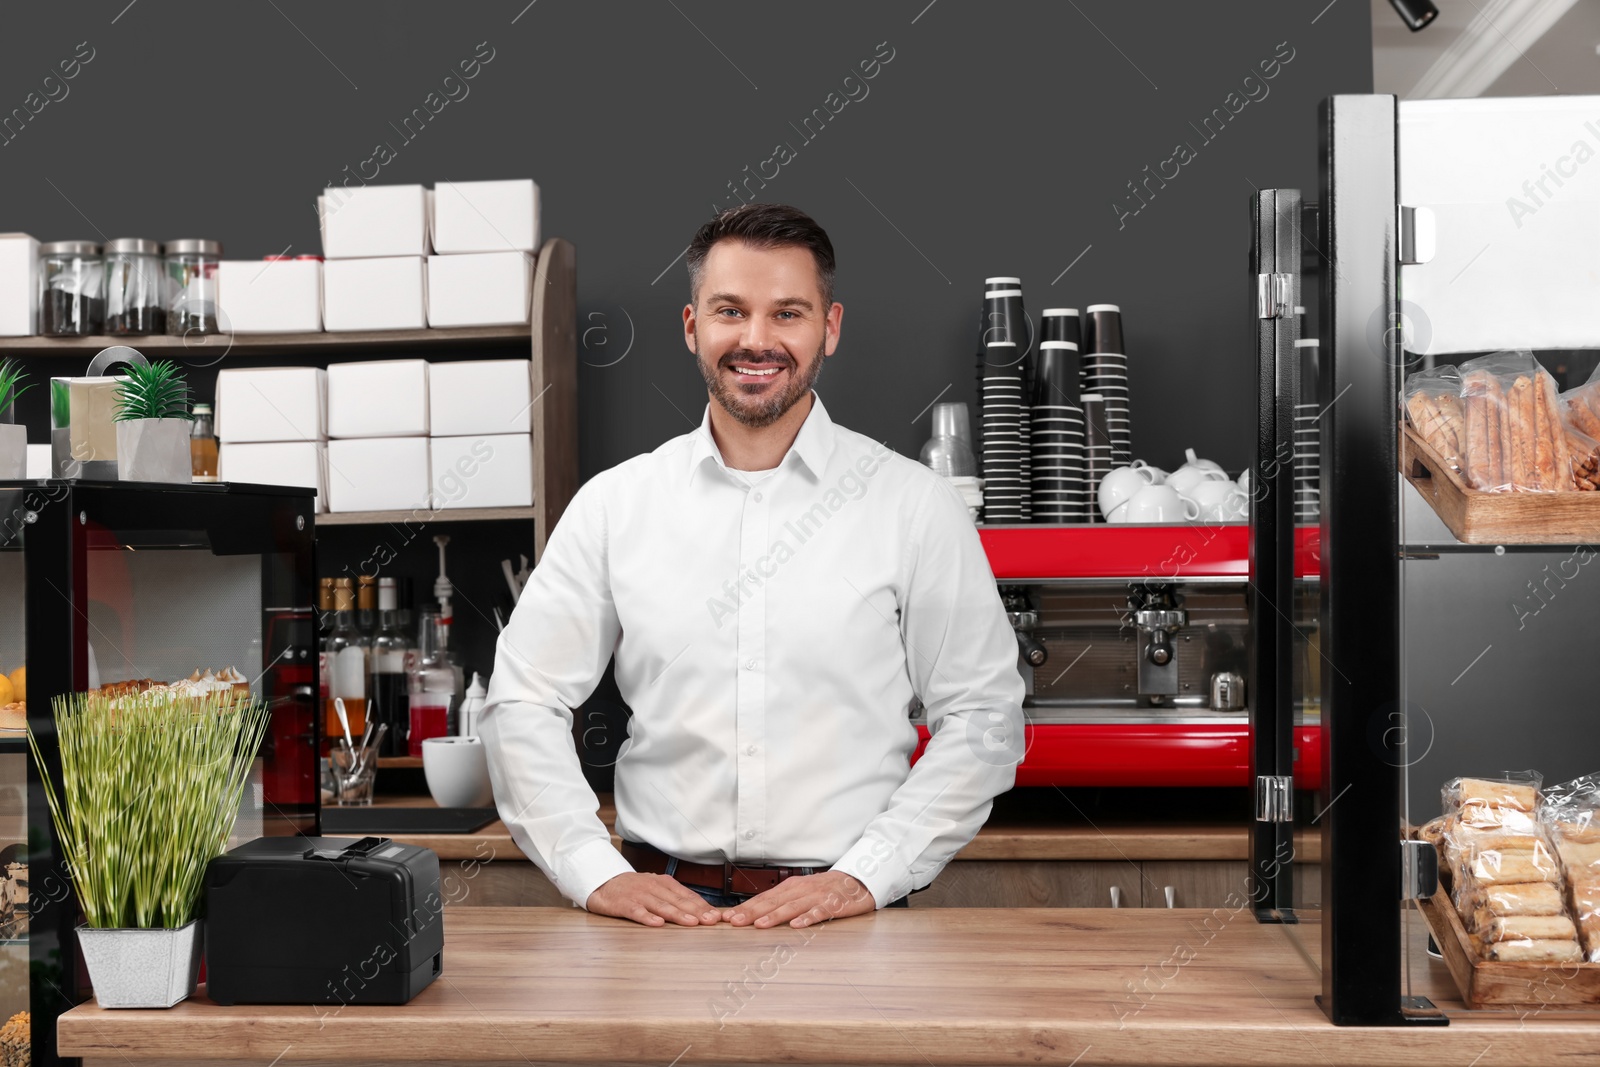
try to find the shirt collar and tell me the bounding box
[686,392,836,481]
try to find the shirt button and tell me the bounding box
[753,491,763,502]
[745,659,756,670]
[746,744,757,756]
[743,830,755,840]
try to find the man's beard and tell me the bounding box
[695,335,826,429]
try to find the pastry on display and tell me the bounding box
[0,1010,26,1067]
[1431,773,1588,965]
[92,667,252,703]
[0,860,27,941]
[0,704,22,733]
[1403,353,1581,492]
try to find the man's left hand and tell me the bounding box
[723,870,877,928]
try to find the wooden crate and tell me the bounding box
[1401,421,1600,544]
[1419,885,1600,1008]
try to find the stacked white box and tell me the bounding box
[0,234,39,336]
[216,367,327,442]
[215,367,329,511]
[328,437,432,513]
[323,257,427,331]
[427,359,535,508]
[319,184,430,259]
[426,252,532,327]
[217,259,322,333]
[431,180,540,253]
[327,360,429,437]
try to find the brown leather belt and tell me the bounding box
[621,840,817,896]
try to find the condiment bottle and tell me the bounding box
[190,403,218,482]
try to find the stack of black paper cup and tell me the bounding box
[1031,340,1087,523]
[1040,308,1082,351]
[981,340,1026,523]
[1081,393,1113,523]
[1294,338,1320,523]
[976,278,1022,395]
[1082,304,1132,466]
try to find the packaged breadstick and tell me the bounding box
[1402,365,1465,478]
[1458,351,1576,493]
[1559,370,1600,490]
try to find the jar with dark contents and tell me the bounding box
[104,238,166,335]
[164,239,222,336]
[38,241,104,336]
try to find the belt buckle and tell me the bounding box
[721,861,735,895]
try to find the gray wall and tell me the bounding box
[0,1,1372,479]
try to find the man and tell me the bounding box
[481,203,1023,930]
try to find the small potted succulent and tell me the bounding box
[29,688,269,1008]
[113,358,192,482]
[0,359,31,478]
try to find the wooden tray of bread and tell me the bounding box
[1419,882,1600,1009]
[1401,422,1600,544]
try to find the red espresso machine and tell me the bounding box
[911,524,1323,789]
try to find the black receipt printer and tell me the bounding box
[204,835,444,1006]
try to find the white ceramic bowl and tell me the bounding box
[422,736,495,808]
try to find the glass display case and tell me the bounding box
[0,479,317,1066]
[1252,92,1600,1026]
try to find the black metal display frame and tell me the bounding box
[1248,188,1301,922]
[9,478,316,1066]
[1313,94,1447,1028]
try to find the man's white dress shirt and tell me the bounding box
[480,394,1025,909]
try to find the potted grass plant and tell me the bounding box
[0,359,31,478]
[28,688,269,1008]
[114,358,192,482]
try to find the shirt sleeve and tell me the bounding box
[479,475,635,908]
[830,474,1026,907]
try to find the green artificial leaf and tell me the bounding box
[28,689,271,929]
[0,359,31,419]
[113,359,192,422]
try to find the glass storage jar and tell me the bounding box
[164,239,222,336]
[103,238,166,336]
[38,241,104,336]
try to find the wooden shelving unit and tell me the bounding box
[9,237,578,558]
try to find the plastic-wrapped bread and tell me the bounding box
[1484,913,1578,943]
[1570,879,1600,962]
[1469,844,1560,885]
[1463,880,1565,917]
[1451,776,1539,813]
[1556,838,1600,876]
[1485,938,1583,963]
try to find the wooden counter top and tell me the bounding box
[59,907,1600,1066]
[333,794,1322,863]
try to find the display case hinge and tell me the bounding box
[1254,774,1294,823]
[1398,205,1436,265]
[1401,839,1439,901]
[1256,273,1294,319]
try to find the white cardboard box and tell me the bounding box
[215,367,327,443]
[217,259,323,334]
[327,359,429,438]
[428,359,533,436]
[25,444,50,479]
[430,434,533,510]
[431,179,540,254]
[322,256,427,332]
[426,253,531,328]
[319,184,430,259]
[0,234,38,336]
[327,437,431,513]
[219,441,328,512]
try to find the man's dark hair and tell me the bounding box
[686,203,836,308]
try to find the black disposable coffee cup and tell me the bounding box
[981,288,1031,357]
[1040,308,1081,349]
[1034,340,1080,407]
[1084,304,1124,355]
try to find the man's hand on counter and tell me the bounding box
[586,873,724,927]
[723,870,876,929]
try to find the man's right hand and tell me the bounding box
[585,872,723,926]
